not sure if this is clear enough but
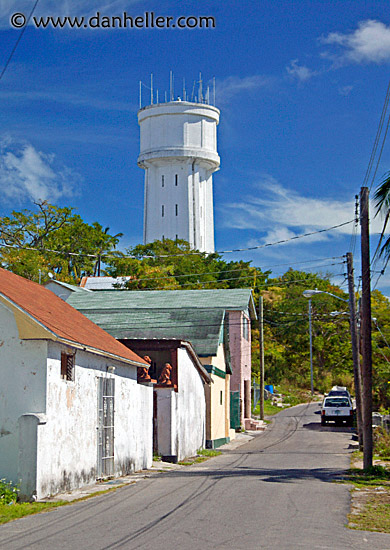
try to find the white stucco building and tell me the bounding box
[0,268,153,501]
[138,99,220,253]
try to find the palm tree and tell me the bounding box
[374,173,390,261]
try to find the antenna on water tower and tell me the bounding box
[198,72,203,102]
[150,73,153,104]
[139,80,142,109]
[213,77,216,106]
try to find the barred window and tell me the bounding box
[61,352,75,381]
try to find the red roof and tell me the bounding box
[0,268,147,366]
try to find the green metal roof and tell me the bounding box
[68,288,256,319]
[67,288,255,358]
[70,307,225,357]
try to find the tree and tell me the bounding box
[106,238,266,291]
[374,173,390,261]
[0,202,122,283]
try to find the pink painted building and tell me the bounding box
[227,309,254,427]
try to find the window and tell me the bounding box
[175,174,178,186]
[162,175,165,187]
[243,316,250,340]
[61,352,75,381]
[162,205,164,217]
[220,391,223,405]
[175,204,178,216]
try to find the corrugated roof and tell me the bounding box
[68,288,257,319]
[45,280,91,292]
[0,268,147,366]
[72,308,226,356]
[80,276,132,290]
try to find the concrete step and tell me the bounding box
[244,418,266,431]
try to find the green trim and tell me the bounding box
[206,437,230,449]
[204,365,227,379]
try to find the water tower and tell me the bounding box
[137,74,220,253]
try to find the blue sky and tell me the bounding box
[1,0,390,294]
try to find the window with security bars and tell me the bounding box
[61,352,75,381]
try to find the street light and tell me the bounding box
[302,289,348,395]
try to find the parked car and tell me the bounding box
[321,396,354,426]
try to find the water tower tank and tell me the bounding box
[138,100,220,253]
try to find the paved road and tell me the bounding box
[2,403,390,550]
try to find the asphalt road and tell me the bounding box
[2,402,390,550]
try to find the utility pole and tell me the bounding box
[360,187,373,469]
[346,252,363,448]
[259,295,265,420]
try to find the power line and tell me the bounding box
[0,219,354,260]
[0,0,40,81]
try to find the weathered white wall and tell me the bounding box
[0,303,47,487]
[156,346,206,461]
[0,300,153,500]
[36,343,153,499]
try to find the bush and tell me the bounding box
[0,479,18,504]
[374,427,390,459]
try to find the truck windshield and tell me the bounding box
[324,398,350,407]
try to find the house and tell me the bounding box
[123,338,210,462]
[67,288,256,441]
[80,276,133,290]
[44,279,92,301]
[0,268,153,501]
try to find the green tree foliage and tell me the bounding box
[106,238,269,291]
[374,173,390,260]
[251,269,353,393]
[0,202,121,283]
[371,290,390,409]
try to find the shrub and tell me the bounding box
[0,479,18,505]
[374,427,390,459]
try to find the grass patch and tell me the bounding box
[178,448,222,466]
[0,501,66,525]
[346,461,390,533]
[0,482,129,525]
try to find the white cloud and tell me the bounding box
[219,177,388,245]
[286,59,316,82]
[216,75,274,105]
[0,0,141,29]
[0,137,81,203]
[321,20,390,65]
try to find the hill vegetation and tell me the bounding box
[1,201,389,408]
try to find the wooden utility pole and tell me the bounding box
[259,295,265,420]
[346,252,363,448]
[360,187,373,469]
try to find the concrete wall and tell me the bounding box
[35,343,153,499]
[0,302,153,500]
[228,311,252,423]
[0,302,47,488]
[155,346,205,461]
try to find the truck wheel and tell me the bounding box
[321,417,326,426]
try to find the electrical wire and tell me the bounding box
[0,220,355,259]
[0,0,40,81]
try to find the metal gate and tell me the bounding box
[97,377,115,478]
[230,391,241,430]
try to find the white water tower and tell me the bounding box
[137,75,220,253]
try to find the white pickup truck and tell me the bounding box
[321,396,354,426]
